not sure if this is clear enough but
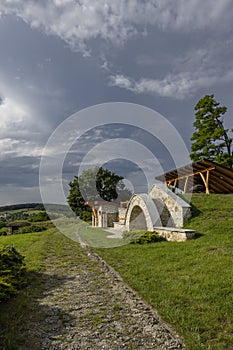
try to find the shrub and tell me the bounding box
[0,245,26,302]
[134,231,166,244]
[28,211,50,222]
[16,225,47,234]
[0,219,6,229]
[0,230,7,236]
[123,230,166,244]
[80,211,92,223]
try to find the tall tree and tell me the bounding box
[190,94,233,168]
[67,167,132,217]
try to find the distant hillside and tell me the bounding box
[0,203,74,217]
[0,203,45,212]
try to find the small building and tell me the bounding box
[0,213,7,219]
[8,221,30,235]
[85,201,119,228]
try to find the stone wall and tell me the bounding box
[149,183,191,228]
[154,226,196,242]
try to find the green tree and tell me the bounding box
[67,167,132,217]
[190,94,233,168]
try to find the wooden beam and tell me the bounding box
[166,178,177,190]
[165,166,215,183]
[92,207,97,218]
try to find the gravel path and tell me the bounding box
[19,243,186,350]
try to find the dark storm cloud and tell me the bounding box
[0,1,233,204]
[0,156,40,187]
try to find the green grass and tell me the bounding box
[76,224,124,248]
[0,228,90,349]
[0,194,232,349]
[94,194,233,350]
[0,229,56,271]
[53,217,124,248]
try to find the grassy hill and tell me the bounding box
[0,194,232,349]
[95,194,233,350]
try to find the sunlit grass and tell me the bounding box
[0,228,88,349]
[95,194,233,350]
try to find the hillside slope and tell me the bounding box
[96,194,233,350]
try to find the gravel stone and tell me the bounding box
[18,244,186,349]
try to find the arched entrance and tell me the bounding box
[128,205,147,231]
[125,194,161,231]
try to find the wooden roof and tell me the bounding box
[155,159,233,194]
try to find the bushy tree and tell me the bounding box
[28,211,50,222]
[67,167,132,217]
[190,94,233,168]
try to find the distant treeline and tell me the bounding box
[0,203,45,212]
[0,203,75,217]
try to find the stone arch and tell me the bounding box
[152,199,175,227]
[125,194,162,231]
[149,183,191,228]
[122,184,191,232]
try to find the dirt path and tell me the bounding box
[19,238,185,350]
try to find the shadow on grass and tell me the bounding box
[190,203,202,218]
[0,269,75,350]
[193,232,204,239]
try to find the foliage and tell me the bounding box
[16,225,47,234]
[67,166,132,217]
[0,219,6,229]
[0,245,26,302]
[132,231,165,244]
[28,211,50,222]
[7,210,50,223]
[7,211,29,221]
[80,211,92,222]
[0,230,7,236]
[190,94,233,168]
[7,220,30,228]
[123,230,165,244]
[0,203,45,212]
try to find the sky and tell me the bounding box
[0,0,233,205]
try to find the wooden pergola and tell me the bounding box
[155,159,233,194]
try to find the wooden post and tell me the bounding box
[92,207,98,226]
[200,172,210,194]
[183,176,189,193]
[206,170,210,194]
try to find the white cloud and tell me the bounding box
[0,96,44,158]
[0,96,43,137]
[0,138,42,159]
[1,0,233,101]
[0,97,31,135]
[0,0,232,56]
[110,68,233,99]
